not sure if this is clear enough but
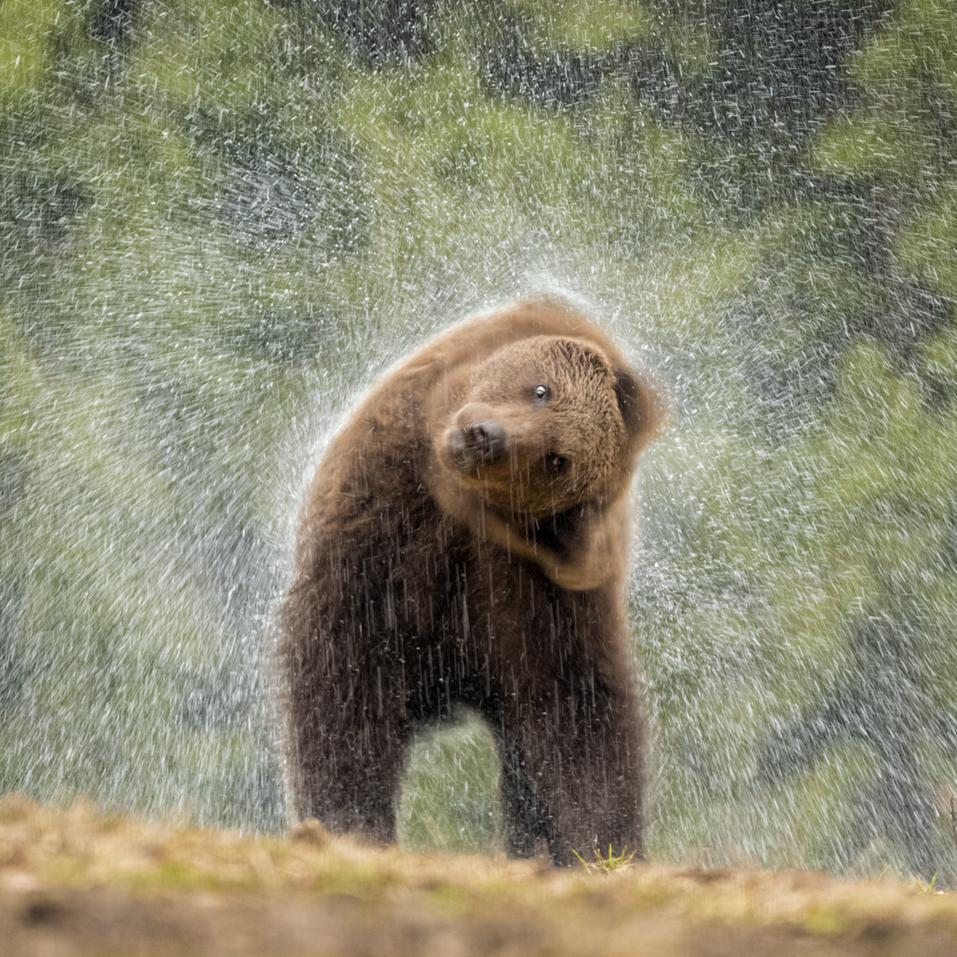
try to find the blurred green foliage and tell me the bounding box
[1,0,955,879]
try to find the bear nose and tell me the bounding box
[459,420,507,465]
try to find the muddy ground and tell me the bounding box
[1,796,956,956]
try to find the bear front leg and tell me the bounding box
[502,670,644,866]
[282,607,409,844]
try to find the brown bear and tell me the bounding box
[280,296,661,865]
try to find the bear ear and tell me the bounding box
[614,366,665,448]
[557,338,610,378]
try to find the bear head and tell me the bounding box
[436,335,655,519]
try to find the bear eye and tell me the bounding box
[544,453,569,476]
[533,384,550,401]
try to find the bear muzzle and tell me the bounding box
[449,420,507,469]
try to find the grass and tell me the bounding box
[572,844,639,873]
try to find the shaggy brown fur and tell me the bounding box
[280,297,661,865]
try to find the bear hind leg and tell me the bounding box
[495,677,644,867]
[494,730,553,857]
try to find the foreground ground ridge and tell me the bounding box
[1,796,955,956]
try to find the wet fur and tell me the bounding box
[280,297,661,865]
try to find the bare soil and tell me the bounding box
[2,795,956,956]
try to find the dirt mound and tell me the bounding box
[1,796,955,956]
